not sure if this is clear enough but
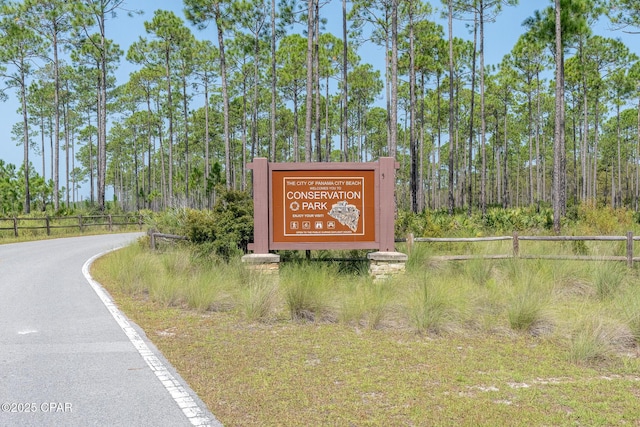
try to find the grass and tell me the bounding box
[592,262,627,300]
[235,271,280,321]
[505,265,554,333]
[281,263,335,321]
[619,287,640,342]
[407,273,456,333]
[90,241,640,426]
[338,277,394,329]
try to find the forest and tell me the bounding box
[0,0,639,229]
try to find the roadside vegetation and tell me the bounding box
[89,198,640,426]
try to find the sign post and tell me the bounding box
[243,158,407,279]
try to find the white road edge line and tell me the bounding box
[82,247,222,427]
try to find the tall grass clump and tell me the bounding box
[235,269,280,321]
[617,287,640,344]
[133,247,210,309]
[568,315,613,363]
[363,279,396,328]
[281,263,334,321]
[406,273,455,333]
[159,248,194,277]
[339,277,395,328]
[148,274,183,307]
[464,258,494,286]
[503,262,554,334]
[182,267,235,312]
[404,242,434,271]
[591,262,626,300]
[546,260,592,297]
[95,242,160,295]
[506,284,552,334]
[567,317,615,363]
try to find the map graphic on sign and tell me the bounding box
[328,201,360,232]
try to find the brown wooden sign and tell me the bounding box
[248,158,397,252]
[271,170,375,243]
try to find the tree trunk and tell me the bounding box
[204,78,211,198]
[215,9,232,189]
[21,64,30,214]
[53,31,60,211]
[409,5,417,213]
[270,0,277,161]
[536,70,541,207]
[304,0,314,162]
[616,101,622,207]
[527,78,533,205]
[389,0,398,158]
[503,107,509,208]
[165,47,174,204]
[553,0,565,233]
[467,12,478,215]
[342,0,349,161]
[479,0,487,217]
[447,0,455,214]
[182,72,190,202]
[314,0,321,162]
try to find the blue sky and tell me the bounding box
[1,0,637,192]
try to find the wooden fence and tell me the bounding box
[0,214,143,237]
[148,231,188,249]
[403,232,640,267]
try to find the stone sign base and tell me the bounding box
[367,251,408,281]
[241,251,407,281]
[241,253,281,274]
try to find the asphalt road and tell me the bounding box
[0,233,221,427]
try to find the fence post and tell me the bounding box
[406,233,414,255]
[13,217,18,237]
[138,214,143,230]
[78,215,84,232]
[108,214,112,231]
[46,215,50,236]
[149,231,156,250]
[627,231,633,268]
[513,232,519,258]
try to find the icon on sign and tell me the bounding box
[315,221,323,230]
[302,221,311,230]
[290,221,299,230]
[327,221,336,229]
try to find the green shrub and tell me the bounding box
[210,190,254,258]
[576,204,633,234]
[148,189,254,261]
[184,209,217,243]
[147,208,188,235]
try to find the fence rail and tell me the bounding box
[0,214,143,237]
[148,232,188,249]
[404,231,640,267]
